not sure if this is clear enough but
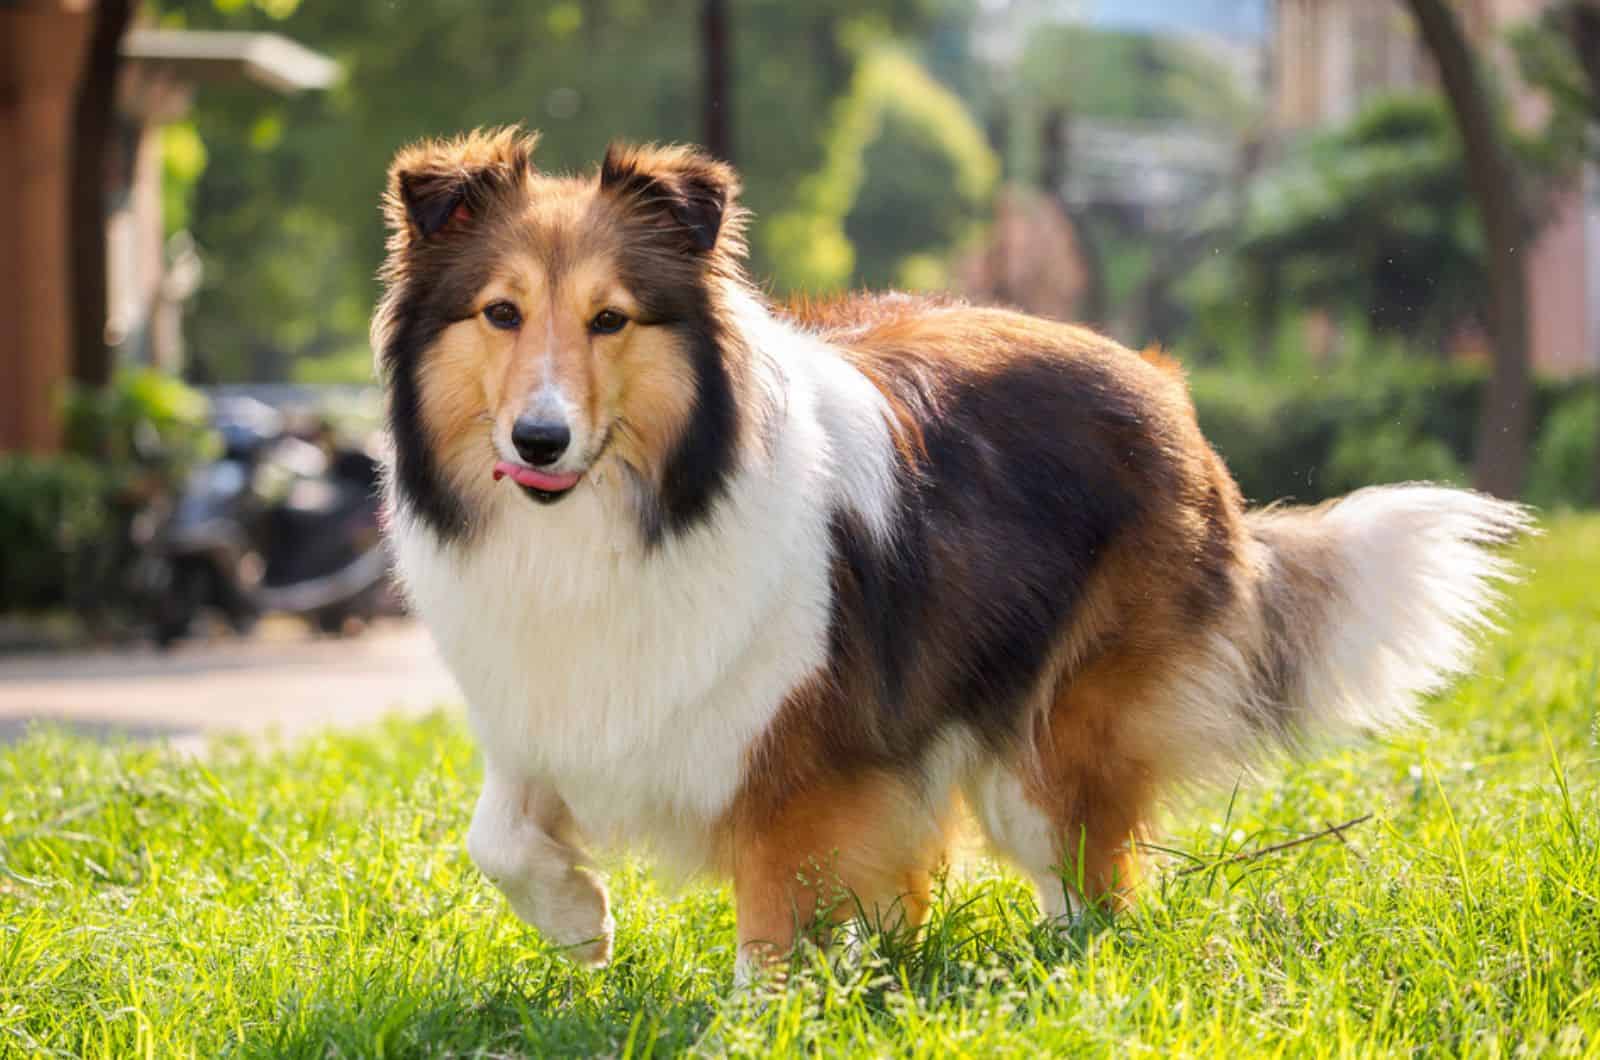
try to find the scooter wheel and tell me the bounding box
[151,562,207,649]
[315,608,362,636]
[154,621,189,650]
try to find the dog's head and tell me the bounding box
[373,127,748,543]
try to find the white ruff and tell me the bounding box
[389,294,897,875]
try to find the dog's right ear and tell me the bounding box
[383,127,539,241]
[394,168,472,238]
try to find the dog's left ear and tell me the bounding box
[599,143,742,255]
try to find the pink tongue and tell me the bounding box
[492,460,581,492]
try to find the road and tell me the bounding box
[0,620,462,750]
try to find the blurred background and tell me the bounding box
[1,1,1597,730]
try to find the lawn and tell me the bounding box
[3,517,1598,1058]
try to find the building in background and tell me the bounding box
[110,31,337,375]
[1270,0,1600,376]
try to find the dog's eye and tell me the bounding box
[483,301,522,330]
[589,309,628,335]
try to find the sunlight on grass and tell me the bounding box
[2,517,1597,1056]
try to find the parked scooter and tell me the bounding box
[147,396,390,647]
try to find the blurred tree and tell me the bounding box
[1514,1,1600,133]
[1194,5,1587,499]
[154,0,942,380]
[1009,23,1255,334]
[1231,96,1485,352]
[702,0,731,160]
[1401,0,1531,499]
[1556,1,1600,106]
[1515,0,1600,504]
[767,47,997,291]
[1015,23,1253,129]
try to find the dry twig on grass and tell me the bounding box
[1174,813,1374,877]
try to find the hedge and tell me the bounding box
[0,454,112,614]
[0,371,216,617]
[1188,362,1596,509]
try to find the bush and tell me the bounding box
[1326,422,1465,493]
[1,371,217,617]
[1189,361,1592,507]
[766,48,997,292]
[1528,388,1599,510]
[62,369,217,492]
[1201,95,1482,354]
[0,455,109,613]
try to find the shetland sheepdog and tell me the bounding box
[373,127,1528,977]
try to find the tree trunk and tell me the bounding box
[1402,0,1532,498]
[1039,108,1107,328]
[68,0,137,388]
[701,0,731,161]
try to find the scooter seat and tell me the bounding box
[281,478,344,516]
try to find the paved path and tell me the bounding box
[0,621,462,750]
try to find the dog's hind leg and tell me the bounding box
[466,766,613,966]
[966,755,1149,921]
[966,665,1154,921]
[728,770,952,984]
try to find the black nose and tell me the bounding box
[511,416,571,468]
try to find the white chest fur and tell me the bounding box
[390,313,896,874]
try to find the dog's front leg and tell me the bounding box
[466,765,613,966]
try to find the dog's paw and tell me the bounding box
[732,940,791,990]
[560,908,615,967]
[540,868,614,967]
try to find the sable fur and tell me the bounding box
[374,127,1530,976]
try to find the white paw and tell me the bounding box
[530,868,613,967]
[559,909,615,967]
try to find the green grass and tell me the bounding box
[3,518,1599,1057]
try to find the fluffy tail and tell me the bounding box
[1226,484,1532,753]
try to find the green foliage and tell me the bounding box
[1326,420,1465,491]
[159,121,208,238]
[770,47,998,291]
[995,23,1254,186]
[61,369,217,486]
[1017,24,1252,128]
[4,522,1600,1053]
[1229,95,1483,348]
[291,343,378,386]
[1528,387,1599,511]
[1510,7,1596,177]
[0,456,110,614]
[212,0,303,16]
[1194,63,1586,358]
[0,372,217,615]
[989,23,1256,334]
[846,58,997,289]
[152,0,948,379]
[1188,358,1592,506]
